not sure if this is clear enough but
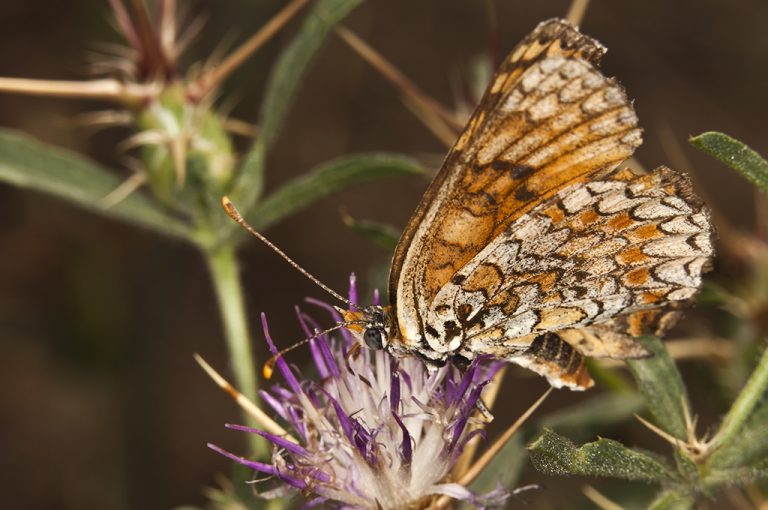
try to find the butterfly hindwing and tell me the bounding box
[425,166,712,387]
[509,305,686,389]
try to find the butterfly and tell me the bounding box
[225,18,714,390]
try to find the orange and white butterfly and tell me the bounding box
[225,19,714,390]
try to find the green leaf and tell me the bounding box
[528,428,673,482]
[672,450,699,484]
[468,433,527,499]
[707,457,768,487]
[235,0,364,210]
[646,488,695,510]
[707,344,768,467]
[626,336,691,440]
[690,131,768,194]
[340,209,401,251]
[0,129,191,238]
[710,401,768,469]
[537,392,645,442]
[709,348,768,470]
[247,153,424,230]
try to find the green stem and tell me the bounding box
[205,244,267,457]
[711,345,768,452]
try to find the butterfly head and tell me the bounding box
[337,305,396,351]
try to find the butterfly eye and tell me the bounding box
[363,328,384,350]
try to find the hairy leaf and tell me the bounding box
[707,457,768,488]
[626,336,690,440]
[690,131,768,194]
[646,488,695,510]
[0,129,190,238]
[528,428,673,482]
[709,389,768,469]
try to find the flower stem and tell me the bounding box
[205,244,267,457]
[710,345,768,453]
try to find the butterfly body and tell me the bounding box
[340,19,714,390]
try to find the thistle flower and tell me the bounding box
[209,278,508,509]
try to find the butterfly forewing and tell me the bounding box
[389,20,609,311]
[390,20,641,346]
[385,19,714,388]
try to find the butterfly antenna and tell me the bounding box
[221,196,353,307]
[263,322,354,379]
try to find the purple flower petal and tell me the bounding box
[450,382,489,451]
[225,424,309,457]
[258,389,287,420]
[453,362,478,405]
[305,297,355,345]
[330,398,355,446]
[302,497,328,509]
[295,305,314,338]
[351,418,376,465]
[299,313,329,343]
[305,297,344,323]
[314,333,340,379]
[261,313,302,395]
[208,443,307,490]
[285,405,308,440]
[430,482,474,500]
[390,369,401,412]
[295,306,331,379]
[271,385,293,400]
[456,428,486,456]
[391,411,412,466]
[309,338,331,379]
[348,273,358,307]
[398,367,413,393]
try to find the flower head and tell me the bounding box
[210,276,505,509]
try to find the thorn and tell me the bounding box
[681,395,697,444]
[582,485,623,510]
[635,414,683,448]
[335,25,463,145]
[168,134,188,188]
[401,94,462,148]
[565,0,591,26]
[175,11,208,59]
[0,77,155,106]
[75,110,134,130]
[100,171,148,208]
[158,0,177,52]
[108,0,141,51]
[191,0,310,100]
[222,117,258,138]
[193,353,295,442]
[130,0,175,78]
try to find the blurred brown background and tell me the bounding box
[0,1,766,509]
